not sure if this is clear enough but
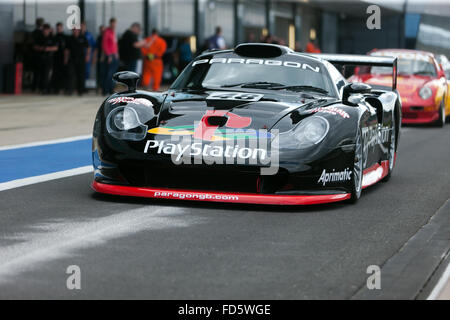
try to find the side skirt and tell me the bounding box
[362,160,390,189]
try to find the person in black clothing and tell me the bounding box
[35,24,57,94]
[65,28,89,95]
[95,25,105,94]
[119,23,145,72]
[31,18,44,92]
[51,22,67,94]
[178,37,192,71]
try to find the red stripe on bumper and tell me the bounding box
[92,181,351,205]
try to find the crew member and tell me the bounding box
[178,37,192,71]
[51,22,67,94]
[36,24,57,94]
[66,28,89,95]
[102,18,119,95]
[141,29,167,91]
[305,37,321,53]
[120,23,146,73]
[95,25,105,94]
[207,26,226,50]
[31,18,44,92]
[81,21,96,82]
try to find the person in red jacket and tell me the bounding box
[305,37,321,53]
[102,18,118,95]
[141,29,167,91]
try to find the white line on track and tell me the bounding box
[0,166,93,192]
[0,135,92,151]
[427,261,450,300]
[0,206,199,283]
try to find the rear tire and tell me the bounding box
[350,127,364,203]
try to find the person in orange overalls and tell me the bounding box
[305,37,321,53]
[141,29,167,91]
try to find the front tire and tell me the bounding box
[435,102,445,127]
[383,114,397,182]
[350,127,364,203]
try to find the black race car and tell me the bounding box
[92,43,401,205]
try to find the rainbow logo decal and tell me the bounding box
[148,111,273,141]
[148,125,273,141]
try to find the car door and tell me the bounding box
[326,61,381,170]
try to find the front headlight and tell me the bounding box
[113,107,142,130]
[419,86,432,100]
[294,116,329,149]
[106,102,154,141]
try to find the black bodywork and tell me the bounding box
[92,44,401,201]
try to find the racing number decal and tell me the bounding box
[207,92,264,102]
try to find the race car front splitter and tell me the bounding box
[92,181,351,205]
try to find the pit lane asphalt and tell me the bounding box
[0,125,450,299]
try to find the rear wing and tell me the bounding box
[308,53,398,90]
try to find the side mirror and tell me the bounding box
[113,71,140,93]
[342,82,372,105]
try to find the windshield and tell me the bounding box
[368,51,437,77]
[171,53,336,97]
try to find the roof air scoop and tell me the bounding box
[234,43,287,58]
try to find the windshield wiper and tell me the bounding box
[181,85,212,92]
[272,85,329,94]
[413,71,434,76]
[221,81,284,88]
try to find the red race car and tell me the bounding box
[349,49,448,126]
